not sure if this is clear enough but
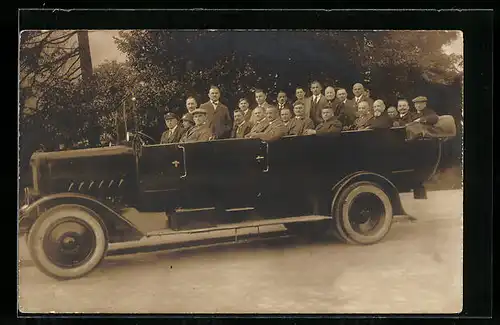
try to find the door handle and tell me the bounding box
[260,141,269,173]
[177,145,187,178]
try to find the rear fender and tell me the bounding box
[331,171,407,216]
[19,193,144,243]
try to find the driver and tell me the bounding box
[160,112,183,144]
[180,108,214,143]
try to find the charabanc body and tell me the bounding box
[18,121,455,280]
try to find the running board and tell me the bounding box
[146,215,332,238]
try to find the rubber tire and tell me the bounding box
[27,204,108,280]
[333,181,393,245]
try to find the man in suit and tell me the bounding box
[179,113,195,143]
[352,83,374,108]
[366,99,392,129]
[245,106,269,138]
[275,90,293,112]
[325,86,339,107]
[295,86,311,119]
[347,101,374,131]
[308,80,328,126]
[231,109,252,138]
[395,99,416,125]
[405,96,441,141]
[160,112,184,144]
[290,101,314,135]
[411,96,439,125]
[247,106,287,141]
[335,88,357,128]
[199,86,232,139]
[237,98,254,125]
[185,96,198,115]
[180,108,213,143]
[387,106,400,127]
[279,107,294,135]
[303,104,343,135]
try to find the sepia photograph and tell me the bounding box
[18,27,464,314]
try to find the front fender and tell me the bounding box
[331,171,407,216]
[18,193,144,243]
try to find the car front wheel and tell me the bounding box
[27,204,108,280]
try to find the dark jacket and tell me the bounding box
[315,117,343,135]
[353,95,374,108]
[231,120,252,138]
[258,118,288,141]
[275,102,293,113]
[160,125,184,144]
[308,95,329,126]
[286,118,304,136]
[365,113,393,129]
[395,111,417,126]
[180,123,213,143]
[247,118,269,136]
[335,99,357,127]
[199,101,232,139]
[242,108,254,124]
[413,107,439,125]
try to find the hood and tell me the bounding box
[30,145,137,196]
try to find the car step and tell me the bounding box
[146,215,332,238]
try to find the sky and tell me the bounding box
[88,30,464,67]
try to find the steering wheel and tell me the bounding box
[133,131,157,145]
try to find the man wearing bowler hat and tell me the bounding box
[160,112,183,144]
[180,108,214,143]
[411,96,439,125]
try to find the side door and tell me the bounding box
[208,138,268,209]
[136,143,185,211]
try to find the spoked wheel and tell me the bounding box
[27,204,108,280]
[332,181,393,245]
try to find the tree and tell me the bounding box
[115,30,462,112]
[19,30,82,114]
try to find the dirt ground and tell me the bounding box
[18,189,463,314]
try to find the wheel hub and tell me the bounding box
[60,235,79,252]
[43,218,97,269]
[349,193,385,234]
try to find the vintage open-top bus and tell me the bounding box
[18,116,456,280]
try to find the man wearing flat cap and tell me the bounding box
[406,96,441,141]
[411,96,439,125]
[180,108,214,143]
[160,112,183,144]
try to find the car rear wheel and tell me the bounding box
[27,204,108,280]
[333,181,393,245]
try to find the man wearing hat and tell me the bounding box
[406,96,441,141]
[411,96,439,125]
[160,112,183,144]
[179,113,195,143]
[180,108,214,143]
